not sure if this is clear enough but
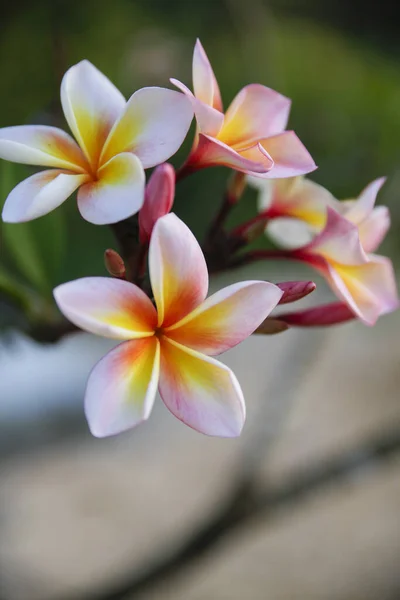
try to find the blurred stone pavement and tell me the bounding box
[0,274,399,599]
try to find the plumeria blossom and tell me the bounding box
[292,208,398,325]
[249,175,390,252]
[139,163,175,243]
[171,39,316,178]
[54,213,282,438]
[0,61,193,225]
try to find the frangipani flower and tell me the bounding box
[139,163,175,243]
[171,39,316,178]
[0,61,193,225]
[294,208,398,325]
[54,214,282,438]
[249,175,390,252]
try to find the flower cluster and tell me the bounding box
[0,40,398,438]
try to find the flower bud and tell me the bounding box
[139,163,175,243]
[104,249,126,279]
[277,280,316,305]
[278,302,355,327]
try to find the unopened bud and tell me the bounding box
[278,302,355,327]
[139,163,175,243]
[277,281,317,305]
[104,249,126,279]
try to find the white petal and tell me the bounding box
[77,153,145,225]
[100,87,194,168]
[2,169,89,222]
[85,338,160,437]
[159,337,245,437]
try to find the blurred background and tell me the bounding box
[0,0,399,598]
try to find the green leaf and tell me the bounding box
[0,162,50,294]
[0,264,31,312]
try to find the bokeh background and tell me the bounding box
[0,1,399,598]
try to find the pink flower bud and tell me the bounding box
[139,163,175,243]
[277,280,316,304]
[278,302,355,327]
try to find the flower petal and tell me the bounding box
[170,78,224,136]
[2,169,89,223]
[159,337,245,437]
[100,87,194,168]
[358,206,390,253]
[139,162,175,242]
[326,255,399,325]
[166,280,282,355]
[343,177,386,224]
[306,207,367,265]
[190,134,273,173]
[85,337,160,437]
[54,277,157,339]
[257,131,317,178]
[77,152,145,224]
[192,39,223,111]
[149,213,208,327]
[61,60,125,169]
[267,217,316,249]
[219,84,291,148]
[0,125,88,172]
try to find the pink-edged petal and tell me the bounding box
[77,152,145,225]
[325,255,399,325]
[189,134,273,173]
[343,177,386,224]
[149,213,208,328]
[165,280,282,355]
[192,39,223,111]
[358,206,390,253]
[2,169,89,223]
[256,131,317,178]
[219,84,291,148]
[85,337,160,437]
[170,78,224,136]
[159,337,245,437]
[54,277,157,339]
[139,163,175,242]
[306,207,367,265]
[100,87,194,168]
[61,60,125,169]
[0,125,88,172]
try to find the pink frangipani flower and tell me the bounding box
[171,39,316,178]
[139,163,175,243]
[0,61,193,225]
[54,214,282,438]
[293,208,398,325]
[249,175,390,252]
